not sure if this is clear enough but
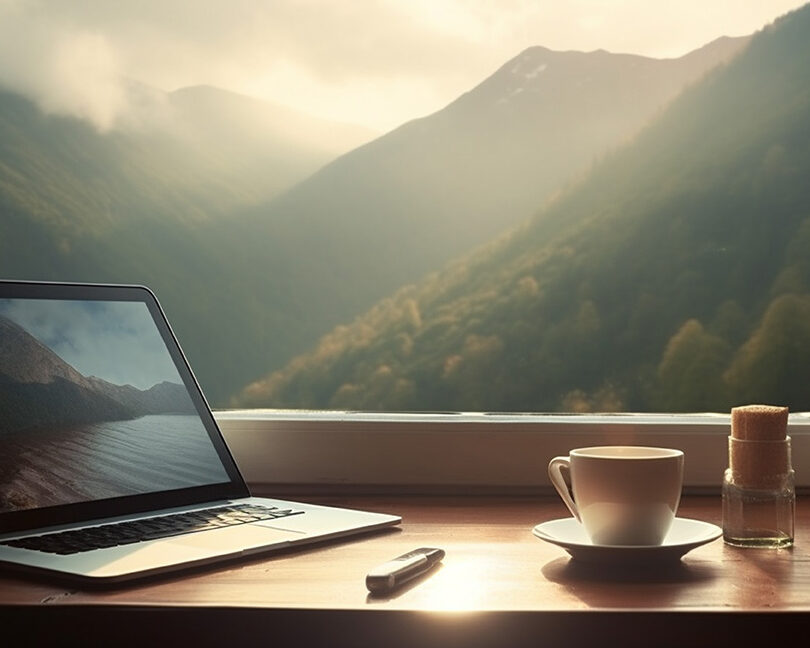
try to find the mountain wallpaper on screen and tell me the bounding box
[0,314,195,434]
[236,5,810,413]
[0,30,748,406]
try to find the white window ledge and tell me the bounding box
[215,410,810,495]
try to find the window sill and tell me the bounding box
[214,410,810,494]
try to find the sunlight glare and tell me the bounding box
[420,556,494,612]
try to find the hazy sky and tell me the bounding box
[0,0,806,132]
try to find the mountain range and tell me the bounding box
[235,4,810,413]
[201,35,751,402]
[0,314,194,434]
[251,34,749,267]
[228,34,750,348]
[0,25,759,407]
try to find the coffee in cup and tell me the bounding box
[548,446,684,546]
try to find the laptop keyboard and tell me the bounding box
[2,503,304,555]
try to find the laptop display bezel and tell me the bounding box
[0,280,249,535]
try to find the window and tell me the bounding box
[2,2,809,492]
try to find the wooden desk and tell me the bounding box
[2,495,809,645]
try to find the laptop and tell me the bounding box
[0,280,400,585]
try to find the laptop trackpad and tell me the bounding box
[172,524,299,553]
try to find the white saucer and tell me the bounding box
[533,517,722,564]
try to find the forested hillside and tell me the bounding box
[228,36,749,364]
[236,5,810,413]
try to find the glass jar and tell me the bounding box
[722,436,795,548]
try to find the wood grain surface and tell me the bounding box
[2,495,809,645]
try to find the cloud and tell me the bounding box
[0,1,129,131]
[0,0,500,130]
[0,0,805,132]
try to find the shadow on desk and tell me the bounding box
[541,556,720,609]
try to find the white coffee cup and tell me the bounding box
[548,446,684,546]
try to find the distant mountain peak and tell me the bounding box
[478,35,753,112]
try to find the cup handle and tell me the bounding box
[548,456,580,522]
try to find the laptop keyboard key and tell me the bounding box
[1,503,305,555]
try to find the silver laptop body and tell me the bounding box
[0,280,400,584]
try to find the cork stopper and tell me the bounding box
[729,405,790,489]
[731,404,788,440]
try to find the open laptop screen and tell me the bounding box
[0,282,247,533]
